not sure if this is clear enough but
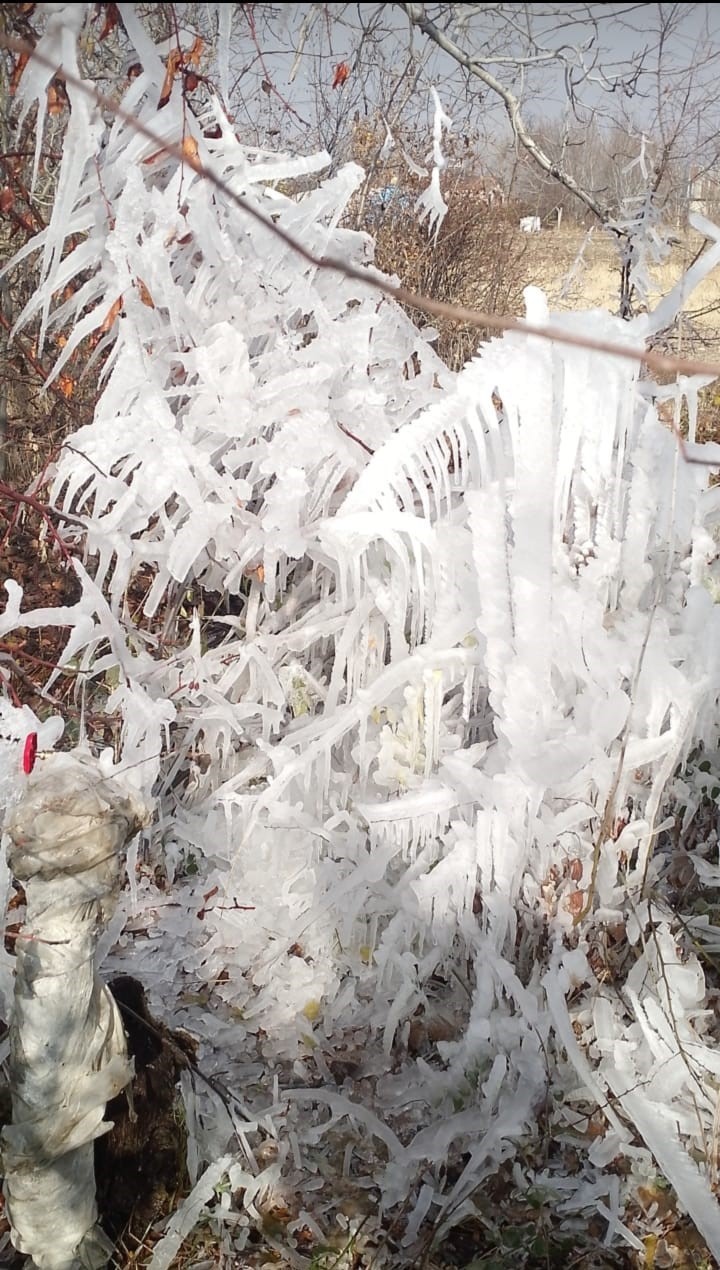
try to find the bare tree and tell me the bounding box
[162,4,720,318]
[394,4,720,313]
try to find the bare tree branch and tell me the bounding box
[397,2,615,227]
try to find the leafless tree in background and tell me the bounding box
[394,4,720,313]
[179,3,720,316]
[4,1,720,394]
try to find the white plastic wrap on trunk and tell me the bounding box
[1,752,150,1269]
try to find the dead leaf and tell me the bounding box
[158,37,203,109]
[57,375,74,399]
[181,134,199,164]
[15,210,35,235]
[98,296,123,335]
[135,278,155,308]
[185,35,203,67]
[0,188,14,214]
[98,2,120,40]
[332,61,350,89]
[637,1183,677,1222]
[10,51,32,96]
[47,82,65,115]
[565,889,585,916]
[158,47,183,109]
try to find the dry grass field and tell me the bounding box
[525,226,720,355]
[510,223,720,443]
[530,224,720,333]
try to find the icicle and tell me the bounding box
[415,89,451,242]
[146,1156,233,1270]
[423,668,443,777]
[215,5,232,106]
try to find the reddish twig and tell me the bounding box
[337,421,375,455]
[0,667,22,707]
[0,447,60,555]
[0,478,85,562]
[0,311,74,402]
[0,653,74,708]
[0,643,85,676]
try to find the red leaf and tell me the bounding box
[332,62,350,89]
[22,733,37,775]
[9,51,31,96]
[98,2,120,40]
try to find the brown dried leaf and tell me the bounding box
[9,52,31,96]
[565,889,585,916]
[47,83,64,116]
[181,134,199,164]
[13,210,35,235]
[98,296,123,335]
[98,2,120,40]
[136,278,155,308]
[332,61,350,89]
[185,35,203,67]
[158,47,183,109]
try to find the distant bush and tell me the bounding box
[355,178,534,369]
